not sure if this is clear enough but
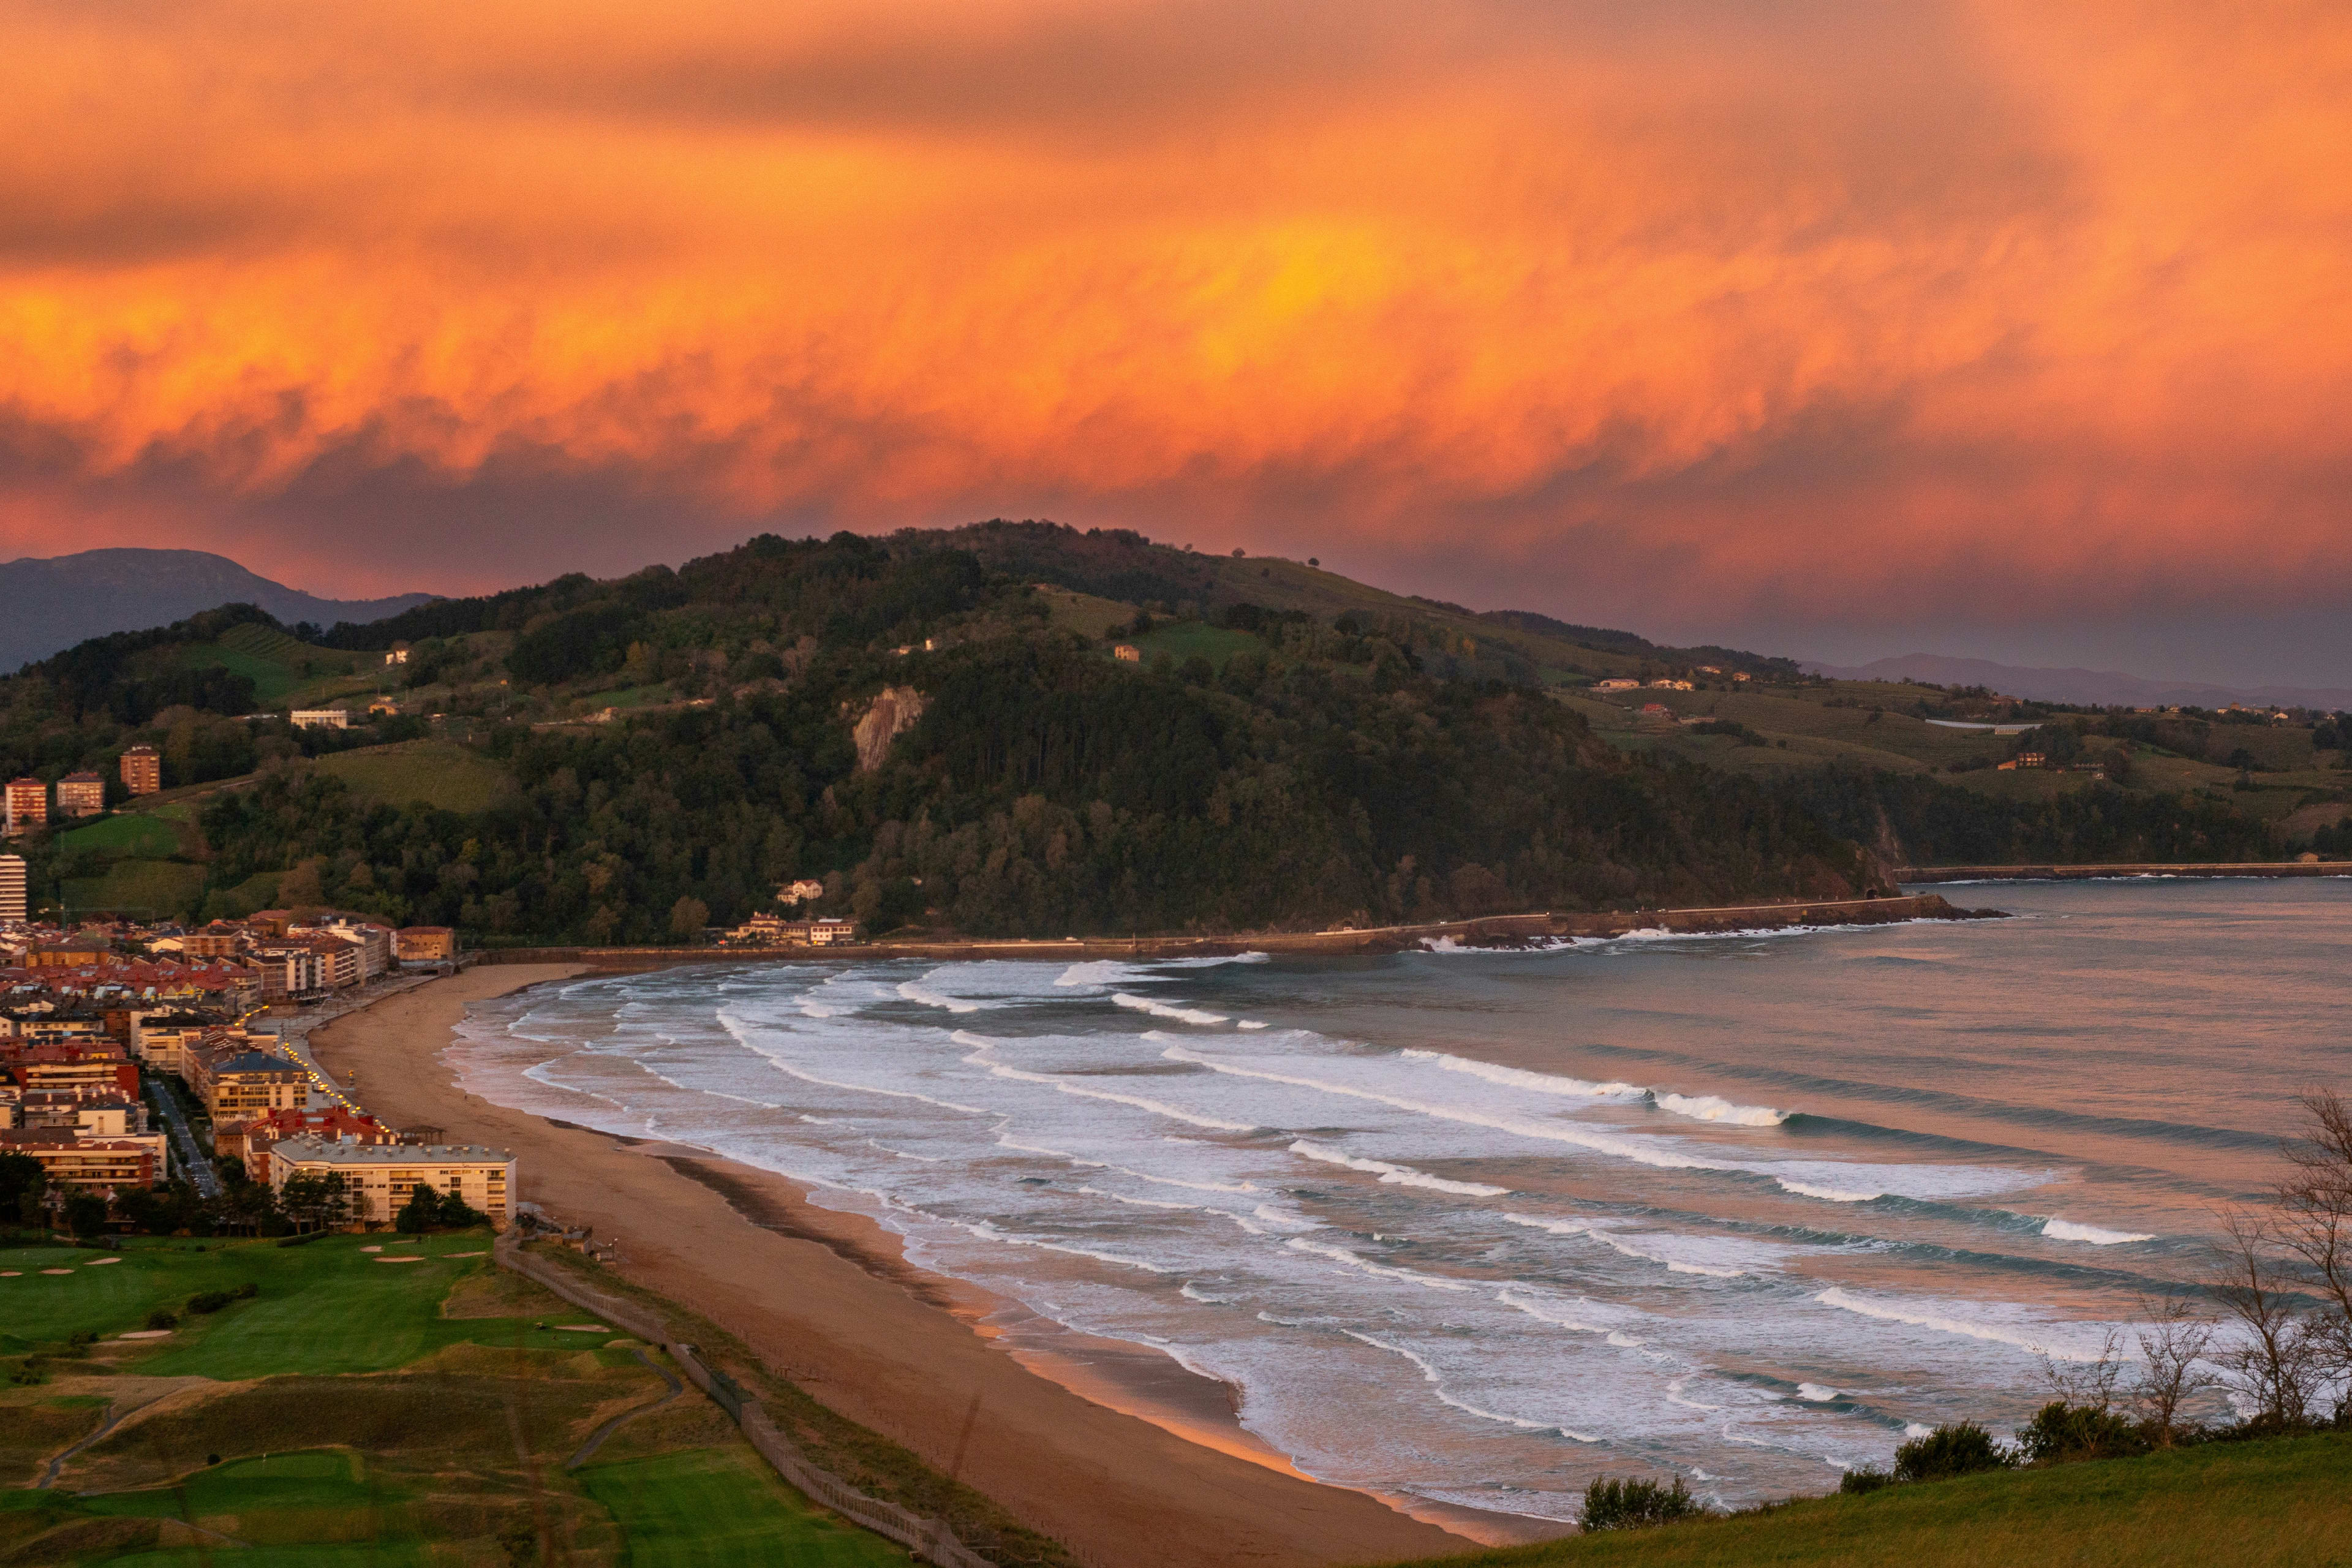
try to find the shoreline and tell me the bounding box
[469,891,1980,970]
[1897,861,2352,883]
[307,966,1485,1566]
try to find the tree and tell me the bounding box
[2205,1207,2324,1429]
[2131,1291,2215,1446]
[0,1151,43,1230]
[668,896,709,940]
[395,1183,444,1234]
[62,1192,109,1240]
[277,1172,353,1234]
[2276,1088,2352,1388]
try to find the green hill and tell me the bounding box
[1381,1434,2352,1568]
[0,523,2330,935]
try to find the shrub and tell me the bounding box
[2015,1400,2149,1464]
[185,1290,234,1315]
[1839,1465,1894,1494]
[1582,1474,1703,1531]
[143,1308,178,1332]
[1894,1422,2011,1482]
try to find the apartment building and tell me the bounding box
[266,1136,516,1228]
[5,777,45,833]
[0,854,23,922]
[0,1129,159,1191]
[55,772,105,818]
[119,745,162,796]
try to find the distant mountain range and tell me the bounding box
[1803,652,2352,712]
[0,548,434,673]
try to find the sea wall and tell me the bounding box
[469,892,1977,969]
[1899,861,2352,883]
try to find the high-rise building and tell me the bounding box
[120,745,162,796]
[0,853,26,922]
[4,777,45,834]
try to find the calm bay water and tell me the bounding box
[451,880,2351,1523]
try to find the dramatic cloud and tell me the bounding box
[1,0,2347,660]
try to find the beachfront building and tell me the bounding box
[227,1104,395,1170]
[184,1042,310,1125]
[265,1136,516,1228]
[394,926,458,965]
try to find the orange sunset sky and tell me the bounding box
[4,1,2349,677]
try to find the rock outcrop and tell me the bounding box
[853,686,927,772]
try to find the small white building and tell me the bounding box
[289,709,351,729]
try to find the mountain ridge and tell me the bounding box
[0,547,434,673]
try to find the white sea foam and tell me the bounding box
[1055,960,1140,988]
[1164,1044,1731,1172]
[954,1218,1174,1274]
[1501,1213,1760,1276]
[897,979,984,1014]
[1494,1288,1613,1334]
[1237,1020,1270,1030]
[2043,1218,2155,1245]
[1655,1093,1789,1127]
[1346,1332,1601,1442]
[1795,1384,1840,1402]
[1074,1186,1204,1212]
[1285,1237,1475,1292]
[1181,1282,1236,1303]
[954,1033,1258,1131]
[1777,1178,1882,1202]
[1399,1048,1642,1099]
[1114,993,1230,1025]
[1289,1139,1510,1197]
[1814,1288,2119,1362]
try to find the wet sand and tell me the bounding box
[309,965,1482,1567]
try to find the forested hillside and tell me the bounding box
[0,521,2329,938]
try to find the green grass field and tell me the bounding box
[1382,1433,2352,1567]
[1125,621,1265,669]
[0,1234,913,1565]
[60,859,206,920]
[315,740,516,813]
[58,815,181,856]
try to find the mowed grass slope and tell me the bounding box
[0,1235,911,1566]
[57,814,181,856]
[1381,1434,2352,1568]
[314,739,516,813]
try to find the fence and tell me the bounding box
[495,1232,995,1568]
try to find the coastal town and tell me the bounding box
[0,886,513,1238]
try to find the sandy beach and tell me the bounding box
[309,965,1473,1568]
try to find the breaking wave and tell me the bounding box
[1288,1139,1510,1197]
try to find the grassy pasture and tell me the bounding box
[314,740,516,814]
[1381,1433,2352,1568]
[58,815,181,856]
[1125,621,1264,669]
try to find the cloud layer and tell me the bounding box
[2,0,2348,648]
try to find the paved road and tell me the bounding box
[145,1071,219,1199]
[256,971,434,1114]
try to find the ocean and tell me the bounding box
[449,879,2350,1526]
